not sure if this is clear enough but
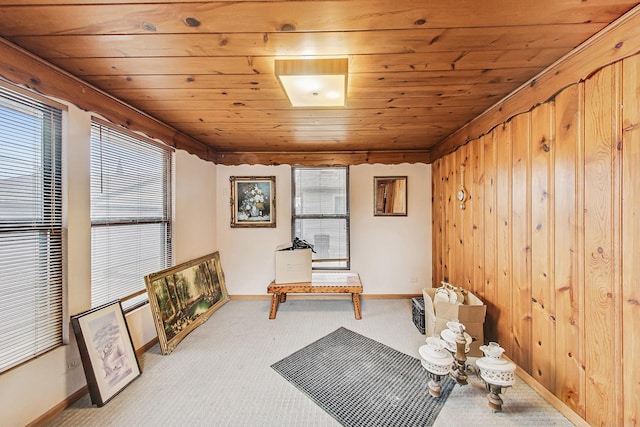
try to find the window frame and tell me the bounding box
[291,166,350,270]
[89,118,173,312]
[0,81,65,373]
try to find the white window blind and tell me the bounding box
[0,84,63,373]
[90,120,172,310]
[292,167,349,269]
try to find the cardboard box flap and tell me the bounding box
[423,287,487,323]
[422,289,437,336]
[436,299,486,323]
[276,242,294,251]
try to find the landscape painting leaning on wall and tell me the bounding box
[145,252,229,354]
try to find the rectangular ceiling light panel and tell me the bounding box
[275,58,348,107]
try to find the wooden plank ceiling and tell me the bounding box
[0,0,637,165]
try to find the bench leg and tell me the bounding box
[269,293,279,319]
[352,293,362,320]
[279,293,287,303]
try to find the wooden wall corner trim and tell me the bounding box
[431,4,640,161]
[0,37,215,163]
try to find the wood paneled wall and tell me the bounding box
[431,53,640,426]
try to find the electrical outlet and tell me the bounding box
[66,359,80,370]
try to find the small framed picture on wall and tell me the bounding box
[230,176,276,227]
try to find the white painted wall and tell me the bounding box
[216,163,432,295]
[351,163,432,294]
[216,165,293,294]
[174,150,218,264]
[0,103,219,427]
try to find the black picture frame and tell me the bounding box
[71,300,141,407]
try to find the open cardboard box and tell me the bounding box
[423,287,487,357]
[275,244,312,284]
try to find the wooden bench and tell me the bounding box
[267,272,363,320]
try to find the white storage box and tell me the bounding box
[275,245,312,284]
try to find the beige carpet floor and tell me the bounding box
[47,298,573,426]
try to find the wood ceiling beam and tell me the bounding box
[107,84,517,102]
[52,49,569,77]
[215,150,431,166]
[8,25,603,59]
[194,135,447,153]
[0,1,625,36]
[127,96,499,110]
[146,106,481,121]
[0,37,214,162]
[82,70,538,90]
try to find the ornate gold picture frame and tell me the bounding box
[230,176,276,227]
[144,252,229,354]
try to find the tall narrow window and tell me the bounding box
[0,84,63,373]
[292,166,349,269]
[90,119,172,311]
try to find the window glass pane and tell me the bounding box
[293,168,347,215]
[90,128,167,220]
[292,166,349,269]
[293,218,348,269]
[90,121,172,310]
[91,223,170,307]
[0,85,63,373]
[0,101,44,222]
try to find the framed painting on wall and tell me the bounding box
[144,251,230,354]
[374,176,408,216]
[71,300,141,407]
[230,176,276,227]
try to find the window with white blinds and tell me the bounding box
[90,120,172,311]
[292,166,349,269]
[0,84,63,373]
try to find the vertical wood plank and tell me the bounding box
[443,154,453,283]
[510,111,532,373]
[452,148,463,285]
[432,159,443,286]
[462,143,474,292]
[611,62,624,427]
[483,129,498,342]
[622,53,640,427]
[473,137,485,300]
[530,101,556,391]
[583,64,618,427]
[495,121,513,355]
[443,153,454,283]
[554,83,586,416]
